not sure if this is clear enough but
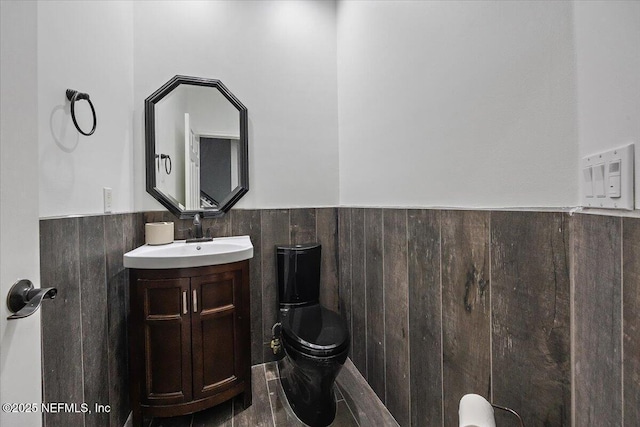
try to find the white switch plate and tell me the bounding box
[581,144,634,210]
[103,187,113,213]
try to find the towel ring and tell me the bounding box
[161,154,172,175]
[66,89,97,136]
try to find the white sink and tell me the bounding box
[123,236,253,269]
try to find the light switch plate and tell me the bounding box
[103,187,113,213]
[581,144,634,210]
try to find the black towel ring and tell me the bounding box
[161,154,172,175]
[66,89,97,136]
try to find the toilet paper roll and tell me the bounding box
[459,394,496,427]
[145,222,174,245]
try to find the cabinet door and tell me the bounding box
[191,268,243,400]
[138,278,192,405]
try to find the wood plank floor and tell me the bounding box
[143,359,398,427]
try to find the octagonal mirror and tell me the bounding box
[145,75,248,219]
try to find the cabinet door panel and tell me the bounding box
[201,312,235,389]
[191,270,242,399]
[201,277,234,309]
[140,278,192,405]
[146,322,184,397]
[147,286,182,315]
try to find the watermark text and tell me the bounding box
[2,402,110,414]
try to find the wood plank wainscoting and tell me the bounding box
[337,209,639,427]
[38,209,639,427]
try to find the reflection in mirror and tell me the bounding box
[145,76,248,219]
[200,137,239,207]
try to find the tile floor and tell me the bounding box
[145,359,399,427]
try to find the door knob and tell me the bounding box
[6,279,57,320]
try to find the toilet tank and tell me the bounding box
[277,243,321,306]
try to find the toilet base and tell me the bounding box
[278,341,348,427]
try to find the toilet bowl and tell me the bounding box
[276,244,350,427]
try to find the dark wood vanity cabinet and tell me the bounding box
[128,261,251,426]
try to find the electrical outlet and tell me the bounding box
[103,187,113,213]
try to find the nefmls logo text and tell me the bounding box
[41,403,110,413]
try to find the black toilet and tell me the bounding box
[276,244,350,427]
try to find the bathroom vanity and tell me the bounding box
[125,74,253,426]
[125,238,253,427]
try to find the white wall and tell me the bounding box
[186,85,240,138]
[38,0,134,217]
[30,1,639,214]
[133,0,340,211]
[337,0,579,208]
[574,0,640,209]
[155,87,187,205]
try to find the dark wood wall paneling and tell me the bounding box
[364,209,386,402]
[289,208,316,244]
[258,209,290,364]
[40,213,144,427]
[407,209,441,427]
[623,217,640,427]
[41,208,638,427]
[573,214,622,426]
[40,218,83,427]
[78,216,109,427]
[105,215,132,426]
[491,212,571,426]
[569,213,640,427]
[350,209,367,375]
[317,208,339,312]
[338,209,580,427]
[441,210,491,427]
[337,208,353,360]
[383,209,410,426]
[231,210,263,366]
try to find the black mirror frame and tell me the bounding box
[145,75,249,219]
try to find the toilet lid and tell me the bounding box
[281,304,349,356]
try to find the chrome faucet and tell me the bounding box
[186,213,213,243]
